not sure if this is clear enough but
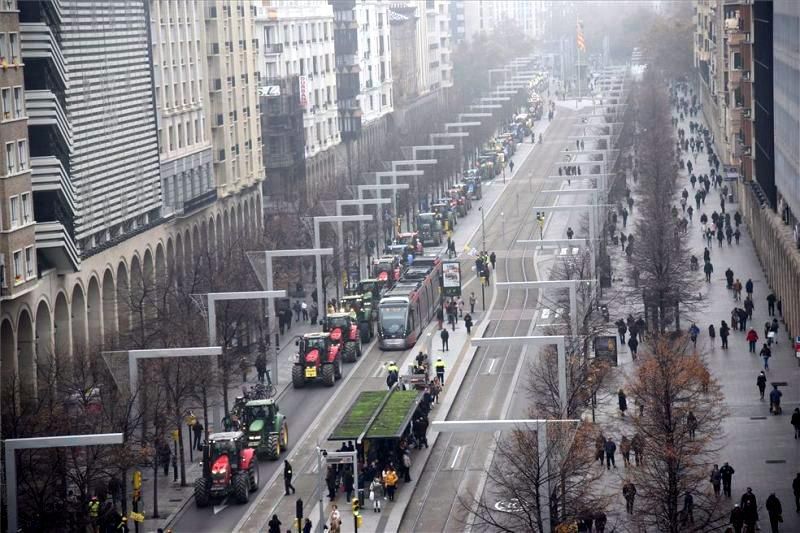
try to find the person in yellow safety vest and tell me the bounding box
[88,496,100,533]
[434,357,445,386]
[386,361,400,389]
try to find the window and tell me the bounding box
[9,195,19,227]
[5,142,14,173]
[20,192,29,223]
[17,140,26,170]
[9,32,17,62]
[0,34,6,61]
[195,118,201,143]
[177,123,184,148]
[168,125,174,151]
[1,88,9,119]
[24,246,33,279]
[12,250,21,283]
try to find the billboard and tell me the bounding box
[298,76,308,109]
[594,335,618,366]
[442,261,462,297]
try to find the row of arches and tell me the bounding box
[1,193,262,398]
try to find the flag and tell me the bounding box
[577,19,586,52]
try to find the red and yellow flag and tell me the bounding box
[577,19,586,52]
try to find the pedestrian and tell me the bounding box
[344,468,355,501]
[745,278,754,298]
[157,439,171,476]
[741,488,758,532]
[757,371,767,400]
[631,433,644,466]
[284,460,296,495]
[623,482,636,514]
[689,322,700,347]
[767,292,777,316]
[469,292,476,314]
[436,306,444,330]
[730,504,745,533]
[440,328,449,351]
[594,511,607,533]
[725,267,734,289]
[720,321,730,349]
[489,251,497,270]
[255,353,267,384]
[766,493,783,533]
[293,300,302,322]
[193,421,204,451]
[627,335,639,359]
[771,384,784,414]
[301,301,309,321]
[604,437,617,469]
[793,472,800,512]
[687,411,697,440]
[595,433,606,464]
[704,260,713,282]
[383,467,398,501]
[710,464,722,496]
[616,319,628,343]
[326,466,337,501]
[370,475,382,512]
[435,357,445,385]
[734,227,741,244]
[720,462,735,497]
[683,492,695,524]
[618,389,628,417]
[708,323,716,346]
[746,328,759,353]
[620,435,631,466]
[457,296,464,318]
[509,160,515,173]
[303,518,313,533]
[240,356,249,383]
[268,515,282,533]
[744,296,754,319]
[761,343,772,370]
[464,313,473,335]
[328,504,342,533]
[792,408,800,439]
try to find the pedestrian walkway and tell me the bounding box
[590,82,800,531]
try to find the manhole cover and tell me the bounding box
[772,382,788,387]
[749,417,767,420]
[765,460,786,464]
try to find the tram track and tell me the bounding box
[402,111,574,532]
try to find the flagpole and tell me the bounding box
[577,16,581,104]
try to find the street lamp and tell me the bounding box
[313,215,373,318]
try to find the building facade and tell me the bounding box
[1,0,262,399]
[150,0,216,219]
[255,0,340,207]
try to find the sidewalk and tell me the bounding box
[135,315,321,532]
[589,85,800,530]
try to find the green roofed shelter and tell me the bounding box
[329,388,421,442]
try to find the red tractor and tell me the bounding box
[323,312,363,362]
[291,333,342,388]
[194,431,259,507]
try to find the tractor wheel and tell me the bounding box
[343,342,357,363]
[280,422,289,450]
[249,456,260,491]
[322,364,336,387]
[264,433,280,461]
[233,472,250,504]
[334,358,343,379]
[194,477,211,508]
[291,365,305,388]
[357,343,363,358]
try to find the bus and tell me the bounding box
[377,261,442,350]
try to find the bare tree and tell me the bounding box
[624,336,727,532]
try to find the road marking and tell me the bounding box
[482,357,498,375]
[450,446,462,470]
[213,498,229,515]
[541,308,550,319]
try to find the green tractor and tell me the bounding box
[243,398,289,460]
[339,294,374,343]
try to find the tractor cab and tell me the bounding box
[416,212,443,246]
[358,278,384,302]
[322,312,362,361]
[372,256,401,283]
[243,399,277,428]
[431,203,457,231]
[339,295,374,342]
[243,398,288,460]
[292,332,342,388]
[195,431,258,507]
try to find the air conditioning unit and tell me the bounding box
[742,108,752,119]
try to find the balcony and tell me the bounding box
[30,156,77,217]
[35,221,80,273]
[20,22,69,86]
[178,188,218,217]
[25,90,73,146]
[264,43,283,55]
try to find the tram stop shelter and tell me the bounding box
[329,388,422,459]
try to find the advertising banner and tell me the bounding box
[594,335,618,366]
[442,261,462,297]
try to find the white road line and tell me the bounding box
[450,446,462,470]
[484,358,498,375]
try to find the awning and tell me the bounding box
[329,389,420,442]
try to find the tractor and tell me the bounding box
[323,312,363,362]
[194,431,258,508]
[291,333,342,388]
[243,398,288,460]
[339,294,374,343]
[372,256,402,284]
[416,212,443,246]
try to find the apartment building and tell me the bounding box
[255,0,340,206]
[150,0,216,218]
[206,0,264,196]
[1,0,262,399]
[0,0,34,299]
[389,0,452,106]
